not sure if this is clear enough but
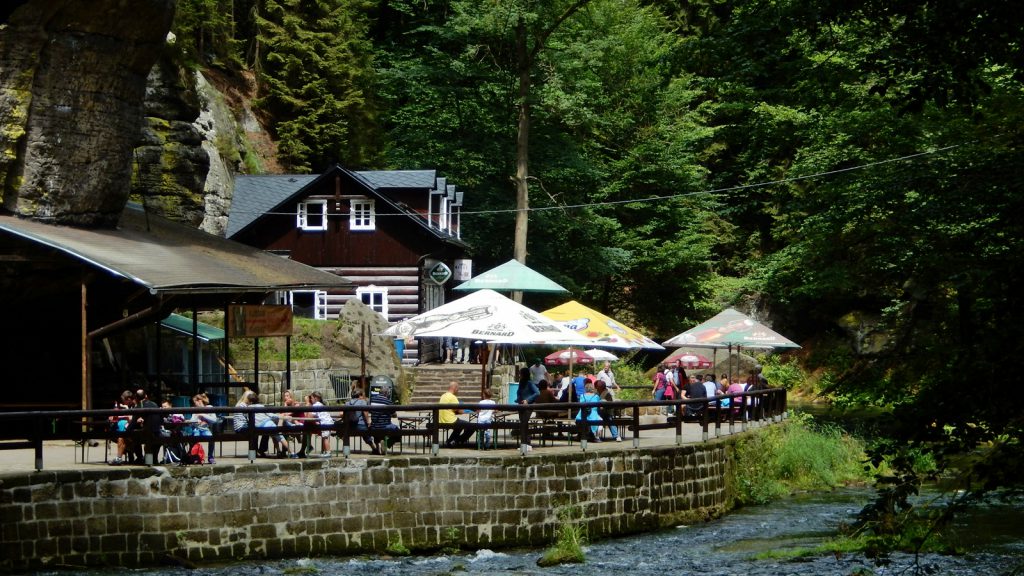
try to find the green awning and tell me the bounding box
[160,313,225,342]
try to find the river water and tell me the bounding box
[36,488,1023,576]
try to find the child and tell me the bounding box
[477,388,496,447]
[309,391,334,457]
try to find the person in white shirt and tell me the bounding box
[596,361,619,394]
[309,391,334,457]
[702,374,719,406]
[477,388,496,446]
[529,358,548,385]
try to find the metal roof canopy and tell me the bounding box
[0,202,353,296]
[0,203,354,405]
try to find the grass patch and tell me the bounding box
[733,413,871,505]
[194,312,325,362]
[537,506,587,567]
[751,534,871,561]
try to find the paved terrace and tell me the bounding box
[0,412,777,475]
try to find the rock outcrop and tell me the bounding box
[330,298,402,379]
[130,57,211,228]
[0,0,175,227]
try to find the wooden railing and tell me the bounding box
[0,388,787,470]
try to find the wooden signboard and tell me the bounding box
[227,305,294,338]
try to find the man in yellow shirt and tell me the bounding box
[440,381,476,447]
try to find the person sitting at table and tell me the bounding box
[575,381,603,442]
[186,394,218,464]
[724,377,746,415]
[594,380,622,442]
[307,391,335,458]
[703,374,719,406]
[476,388,497,447]
[554,371,572,402]
[134,388,161,465]
[281,390,310,458]
[233,391,289,458]
[157,400,189,464]
[369,388,399,453]
[108,390,136,465]
[440,381,476,448]
[534,381,562,419]
[345,388,380,455]
[683,375,707,419]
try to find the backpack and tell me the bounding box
[188,442,205,465]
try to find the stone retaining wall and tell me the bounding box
[0,441,734,570]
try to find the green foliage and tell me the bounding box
[255,0,380,171]
[609,362,651,400]
[538,506,587,567]
[206,316,326,364]
[440,526,461,555]
[760,355,804,391]
[173,0,1024,513]
[171,0,247,70]
[385,533,411,556]
[733,414,869,505]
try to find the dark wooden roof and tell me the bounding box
[228,166,465,248]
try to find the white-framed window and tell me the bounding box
[285,289,327,319]
[350,199,375,231]
[356,285,388,319]
[297,199,327,231]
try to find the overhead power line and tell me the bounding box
[231,143,963,219]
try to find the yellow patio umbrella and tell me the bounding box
[540,301,664,350]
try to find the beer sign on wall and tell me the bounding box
[428,262,453,285]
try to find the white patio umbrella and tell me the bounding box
[583,348,618,362]
[384,289,589,397]
[384,289,585,344]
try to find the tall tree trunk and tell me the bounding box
[508,0,591,294]
[511,16,531,304]
[513,16,530,268]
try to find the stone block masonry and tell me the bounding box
[0,441,735,570]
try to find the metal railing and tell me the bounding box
[0,388,786,470]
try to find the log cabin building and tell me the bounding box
[228,165,471,362]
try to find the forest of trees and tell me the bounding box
[170,0,1023,521]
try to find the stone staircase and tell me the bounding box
[407,363,516,404]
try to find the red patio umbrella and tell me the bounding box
[544,348,595,366]
[661,349,713,369]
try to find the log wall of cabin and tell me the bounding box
[318,266,420,322]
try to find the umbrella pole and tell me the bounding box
[479,343,490,398]
[727,344,733,384]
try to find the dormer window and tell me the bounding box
[297,199,327,231]
[350,199,375,231]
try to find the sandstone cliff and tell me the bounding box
[0,0,175,227]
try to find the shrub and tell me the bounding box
[733,413,870,505]
[537,506,587,566]
[761,355,805,391]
